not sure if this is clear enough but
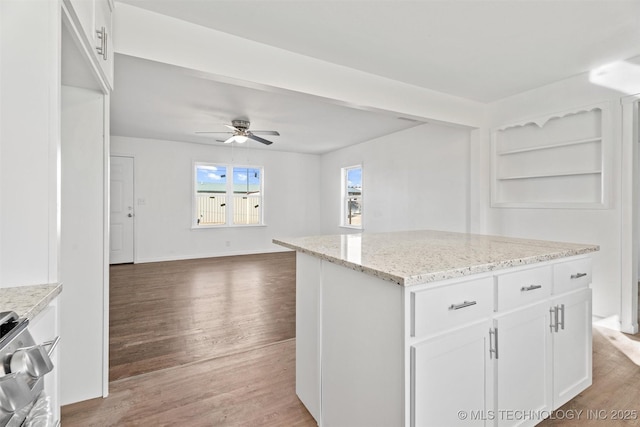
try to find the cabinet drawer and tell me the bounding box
[496,266,552,311]
[553,258,592,295]
[411,277,493,338]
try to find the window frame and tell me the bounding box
[340,164,363,229]
[193,162,265,228]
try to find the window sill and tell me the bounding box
[339,225,363,230]
[191,224,267,230]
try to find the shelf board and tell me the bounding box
[496,137,601,156]
[497,170,602,181]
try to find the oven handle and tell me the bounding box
[42,336,60,358]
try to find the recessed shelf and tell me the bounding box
[491,102,610,208]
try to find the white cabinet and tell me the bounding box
[295,255,593,427]
[551,288,592,409]
[411,321,493,427]
[64,0,114,90]
[410,277,494,427]
[492,262,592,427]
[493,302,553,427]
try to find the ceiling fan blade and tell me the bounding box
[195,131,233,135]
[223,136,235,144]
[247,133,273,145]
[249,130,280,136]
[225,124,240,131]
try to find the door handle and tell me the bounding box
[127,213,133,218]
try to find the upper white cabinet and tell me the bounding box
[63,0,114,91]
[491,103,611,208]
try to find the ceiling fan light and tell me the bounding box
[234,135,248,143]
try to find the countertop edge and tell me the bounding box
[0,283,63,320]
[273,238,599,287]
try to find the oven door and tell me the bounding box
[22,391,56,427]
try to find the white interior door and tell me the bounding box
[110,156,134,264]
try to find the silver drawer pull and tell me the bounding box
[521,284,542,292]
[570,272,587,279]
[449,300,477,310]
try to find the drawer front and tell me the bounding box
[411,277,493,339]
[553,257,592,295]
[496,266,552,311]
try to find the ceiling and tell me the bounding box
[110,54,423,154]
[111,0,640,153]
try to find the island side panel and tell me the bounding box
[296,252,322,422]
[321,260,404,427]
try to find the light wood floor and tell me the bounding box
[61,253,640,426]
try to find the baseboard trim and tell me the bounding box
[133,247,293,264]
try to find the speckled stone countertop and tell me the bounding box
[0,283,62,320]
[273,230,599,286]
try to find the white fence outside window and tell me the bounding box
[196,194,261,225]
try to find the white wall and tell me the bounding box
[60,85,106,404]
[483,70,630,320]
[111,136,322,262]
[320,124,471,235]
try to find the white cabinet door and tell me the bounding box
[64,0,114,90]
[68,0,94,40]
[494,301,553,427]
[93,0,113,87]
[412,321,492,427]
[551,288,592,409]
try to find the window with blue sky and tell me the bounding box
[195,163,263,227]
[342,165,362,228]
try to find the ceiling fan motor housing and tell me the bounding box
[231,119,250,131]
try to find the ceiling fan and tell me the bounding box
[196,119,279,145]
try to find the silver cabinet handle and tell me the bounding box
[521,284,542,292]
[558,304,565,330]
[96,27,107,60]
[489,328,499,359]
[570,272,587,279]
[448,300,477,310]
[550,306,558,332]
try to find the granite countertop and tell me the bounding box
[0,283,62,320]
[273,230,599,286]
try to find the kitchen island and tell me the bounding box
[273,230,599,427]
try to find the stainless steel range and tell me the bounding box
[0,311,59,427]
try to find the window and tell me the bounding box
[194,163,263,227]
[341,165,362,228]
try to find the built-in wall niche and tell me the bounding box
[491,102,611,208]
